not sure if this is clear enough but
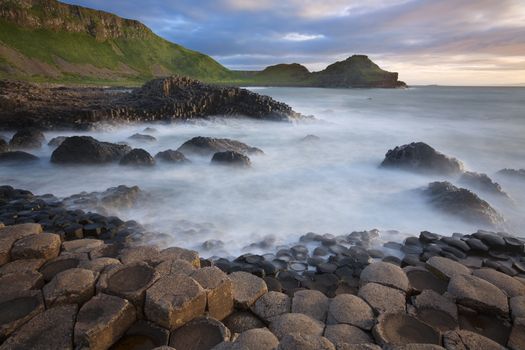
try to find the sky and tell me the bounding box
[62,0,525,85]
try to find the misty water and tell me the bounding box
[1,86,524,258]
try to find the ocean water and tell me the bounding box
[1,86,524,257]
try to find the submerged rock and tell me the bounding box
[211,151,251,167]
[155,149,189,164]
[496,168,525,181]
[128,133,157,142]
[177,136,263,156]
[47,136,67,148]
[0,151,38,163]
[62,185,143,213]
[0,138,9,152]
[459,171,509,198]
[381,142,464,175]
[119,148,155,166]
[51,136,131,164]
[423,181,504,227]
[9,129,45,149]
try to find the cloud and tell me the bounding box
[281,33,325,42]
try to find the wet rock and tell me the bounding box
[448,274,509,316]
[381,142,463,175]
[178,136,263,157]
[510,296,525,320]
[43,268,95,307]
[327,294,375,330]
[51,136,131,164]
[473,231,506,248]
[129,133,157,142]
[360,262,409,292]
[0,151,39,163]
[9,129,45,149]
[291,289,329,322]
[419,231,441,243]
[473,268,525,297]
[496,168,525,181]
[0,138,8,152]
[269,313,325,339]
[229,271,268,309]
[324,324,373,346]
[39,254,86,281]
[426,256,471,280]
[459,172,509,198]
[0,258,45,277]
[251,291,290,322]
[508,317,525,350]
[0,290,45,341]
[155,149,189,164]
[223,311,265,334]
[465,238,488,251]
[0,305,77,350]
[47,136,67,147]
[211,151,251,168]
[423,182,504,227]
[144,274,206,330]
[443,329,506,350]
[119,148,155,166]
[277,333,335,350]
[373,313,440,346]
[75,293,136,350]
[358,283,406,314]
[229,328,279,350]
[441,237,470,252]
[10,233,60,262]
[0,271,44,293]
[169,316,230,350]
[111,320,169,349]
[191,267,234,320]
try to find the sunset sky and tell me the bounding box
[63,0,525,85]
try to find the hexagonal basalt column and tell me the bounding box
[191,267,233,320]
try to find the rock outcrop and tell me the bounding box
[50,136,131,164]
[211,151,252,168]
[177,136,263,156]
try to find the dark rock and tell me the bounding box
[9,129,45,149]
[47,136,67,147]
[128,133,157,142]
[381,142,463,175]
[119,148,155,166]
[154,149,189,164]
[169,316,230,350]
[372,313,441,346]
[466,238,489,251]
[0,151,39,163]
[443,329,507,350]
[211,151,251,167]
[419,231,440,243]
[474,232,506,248]
[0,138,8,152]
[441,237,470,251]
[110,320,169,349]
[178,136,263,156]
[459,171,509,198]
[51,136,131,164]
[496,168,525,181]
[301,134,321,143]
[222,311,265,334]
[423,181,504,227]
[0,290,45,341]
[458,309,511,346]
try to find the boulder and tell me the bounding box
[74,293,136,350]
[47,136,67,147]
[229,328,279,350]
[360,262,409,292]
[39,254,86,282]
[128,133,157,142]
[79,257,121,274]
[43,268,95,307]
[119,148,156,166]
[324,324,373,346]
[358,283,406,314]
[459,172,509,198]
[229,271,268,309]
[372,313,441,346]
[119,245,161,265]
[326,294,375,330]
[0,305,77,350]
[381,142,463,174]
[10,233,61,261]
[277,333,335,350]
[413,290,458,321]
[211,151,251,167]
[191,267,234,320]
[0,290,45,341]
[448,274,509,316]
[222,311,265,334]
[169,316,230,350]
[510,296,525,321]
[152,247,201,268]
[472,268,525,297]
[50,136,131,164]
[443,329,506,350]
[336,345,381,350]
[405,267,448,294]
[61,238,104,254]
[508,318,525,350]
[0,138,8,152]
[496,168,525,181]
[9,129,45,149]
[156,259,196,276]
[0,271,44,293]
[0,223,43,266]
[0,151,39,163]
[291,289,329,322]
[423,182,504,227]
[110,320,169,349]
[426,256,471,281]
[155,149,190,163]
[0,258,45,277]
[177,136,263,156]
[269,313,324,340]
[251,291,291,322]
[144,274,206,330]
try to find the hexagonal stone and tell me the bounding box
[326,294,375,330]
[191,267,234,320]
[269,313,324,340]
[251,291,290,322]
[0,271,44,293]
[405,267,448,294]
[62,238,104,254]
[0,290,44,341]
[473,268,525,298]
[360,262,409,292]
[10,233,61,261]
[0,224,42,266]
[156,259,196,276]
[110,320,170,349]
[336,345,381,350]
[372,313,440,346]
[223,311,265,334]
[39,253,87,282]
[508,317,525,350]
[119,246,160,265]
[153,247,201,268]
[0,259,45,277]
[229,271,268,309]
[228,328,279,350]
[277,333,335,350]
[510,296,525,321]
[358,283,406,314]
[413,290,458,321]
[443,329,506,350]
[0,304,77,350]
[78,257,121,273]
[324,324,373,346]
[98,262,159,313]
[291,289,329,322]
[386,346,445,350]
[426,256,471,280]
[74,293,136,350]
[43,268,95,307]
[169,316,230,350]
[145,274,206,330]
[448,274,509,316]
